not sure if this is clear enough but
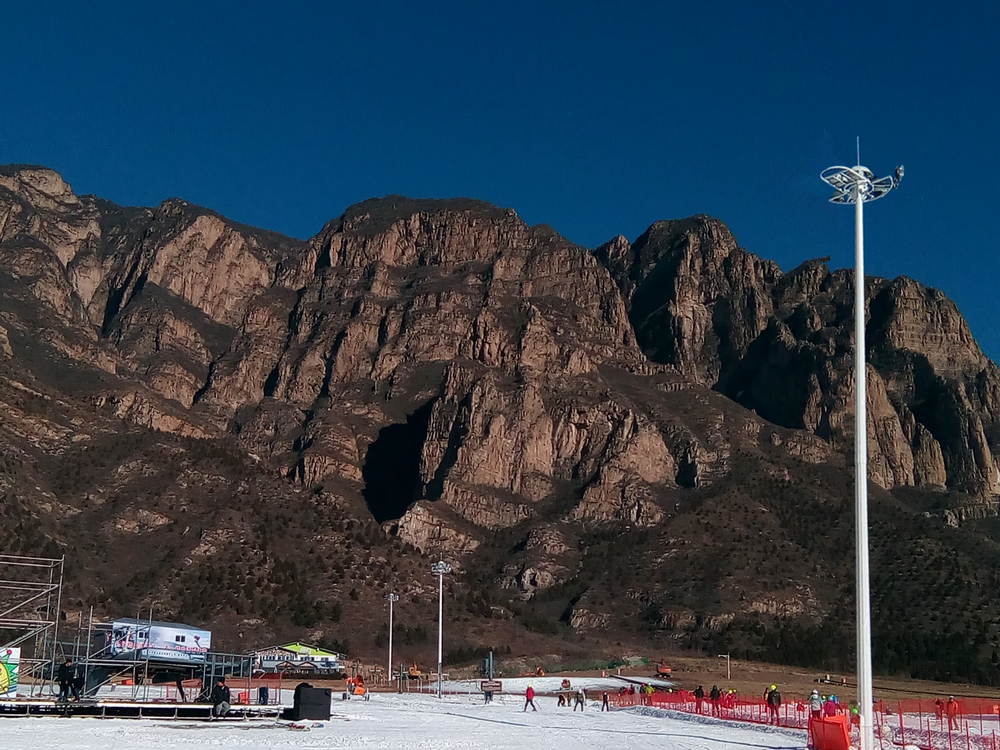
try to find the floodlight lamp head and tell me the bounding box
[431,561,452,575]
[820,164,900,204]
[385,593,399,602]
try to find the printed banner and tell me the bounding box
[0,647,19,699]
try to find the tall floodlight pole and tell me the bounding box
[385,593,399,684]
[821,157,903,750]
[431,561,452,699]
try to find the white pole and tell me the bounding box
[437,572,443,699]
[854,182,874,750]
[388,596,394,683]
[727,654,731,681]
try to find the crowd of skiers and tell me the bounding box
[519,680,969,734]
[523,684,618,712]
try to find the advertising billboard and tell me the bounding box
[109,620,211,664]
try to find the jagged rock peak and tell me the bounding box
[339,195,516,236]
[313,195,546,270]
[0,164,81,208]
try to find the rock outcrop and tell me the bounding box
[3,165,1000,680]
[603,216,1000,498]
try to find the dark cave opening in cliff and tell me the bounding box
[363,401,434,524]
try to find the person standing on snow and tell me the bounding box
[694,685,705,714]
[710,685,722,716]
[601,690,610,711]
[823,694,839,717]
[809,689,823,719]
[524,684,538,712]
[574,687,586,711]
[766,684,781,725]
[946,696,959,731]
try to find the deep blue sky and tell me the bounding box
[3,2,998,359]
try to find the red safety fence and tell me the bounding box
[607,690,1000,750]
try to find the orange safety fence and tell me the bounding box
[608,691,1000,749]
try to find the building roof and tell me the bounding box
[256,643,341,659]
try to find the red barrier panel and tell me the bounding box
[809,715,850,750]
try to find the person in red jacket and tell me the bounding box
[524,684,537,712]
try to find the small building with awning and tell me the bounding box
[251,643,344,674]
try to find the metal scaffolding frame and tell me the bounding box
[0,553,64,697]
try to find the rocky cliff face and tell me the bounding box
[602,215,1000,500]
[3,166,1000,682]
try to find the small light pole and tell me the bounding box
[431,561,452,699]
[821,150,903,750]
[385,593,398,684]
[718,653,731,681]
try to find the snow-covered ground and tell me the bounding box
[0,694,805,750]
[2,692,808,749]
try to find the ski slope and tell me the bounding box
[3,692,807,749]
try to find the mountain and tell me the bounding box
[2,166,999,683]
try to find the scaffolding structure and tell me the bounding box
[0,554,64,697]
[0,553,265,705]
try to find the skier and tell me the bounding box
[766,684,781,725]
[601,690,610,711]
[694,684,705,714]
[523,684,537,712]
[574,686,586,711]
[808,689,823,719]
[710,685,721,716]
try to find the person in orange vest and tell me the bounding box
[524,684,537,712]
[946,696,959,731]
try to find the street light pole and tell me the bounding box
[385,593,398,685]
[430,561,452,699]
[821,156,903,750]
[717,653,730,681]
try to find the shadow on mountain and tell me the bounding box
[363,401,434,523]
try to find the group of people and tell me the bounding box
[807,690,846,720]
[934,696,962,731]
[693,685,738,716]
[525,685,616,712]
[56,658,85,703]
[621,683,656,705]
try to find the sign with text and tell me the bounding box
[480,680,502,693]
[109,621,211,664]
